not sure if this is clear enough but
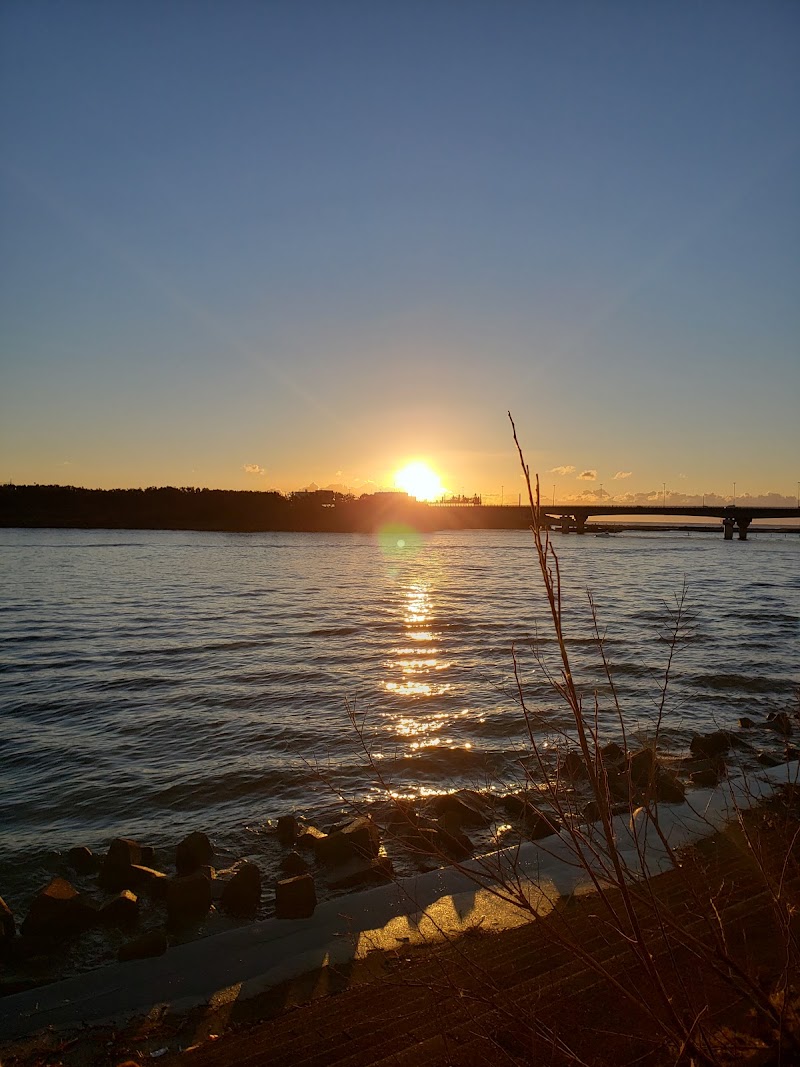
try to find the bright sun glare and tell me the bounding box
[394,461,446,501]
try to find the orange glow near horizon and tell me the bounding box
[393,461,446,501]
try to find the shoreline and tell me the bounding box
[2,521,799,535]
[2,715,796,1004]
[2,762,797,1052]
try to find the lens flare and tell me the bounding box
[378,523,421,556]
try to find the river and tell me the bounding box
[1,526,797,962]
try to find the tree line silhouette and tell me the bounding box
[0,484,454,533]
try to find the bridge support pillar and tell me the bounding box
[560,518,570,534]
[737,516,751,541]
[723,518,735,540]
[575,517,586,534]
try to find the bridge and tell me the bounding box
[428,502,800,539]
[535,505,798,539]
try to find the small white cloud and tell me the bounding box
[578,470,597,481]
[548,465,576,475]
[612,471,632,480]
[243,463,265,476]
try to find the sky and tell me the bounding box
[1,1,798,506]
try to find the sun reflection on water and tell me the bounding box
[380,579,469,754]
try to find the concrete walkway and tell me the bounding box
[1,766,797,1059]
[164,818,799,1067]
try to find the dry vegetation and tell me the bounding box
[3,416,798,1067]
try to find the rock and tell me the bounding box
[98,838,153,891]
[584,799,628,822]
[624,749,684,803]
[327,856,394,891]
[600,742,626,768]
[429,790,492,828]
[405,826,441,855]
[395,811,438,840]
[500,793,529,819]
[220,862,261,918]
[385,799,421,830]
[756,751,782,768]
[98,865,133,893]
[738,717,756,729]
[175,831,214,876]
[402,817,473,860]
[436,818,474,860]
[502,794,554,818]
[492,824,520,847]
[118,929,167,962]
[275,874,316,919]
[688,752,726,771]
[128,865,168,896]
[296,825,327,850]
[65,845,97,874]
[728,733,752,751]
[280,851,308,877]
[767,712,793,737]
[98,860,167,895]
[502,796,561,838]
[687,754,726,785]
[324,818,349,834]
[560,751,588,780]
[21,879,99,938]
[108,838,144,866]
[691,767,721,788]
[71,893,102,929]
[628,748,657,787]
[314,817,380,866]
[690,732,732,759]
[276,815,299,847]
[100,890,139,926]
[165,870,212,926]
[653,770,686,804]
[0,896,15,942]
[607,769,632,801]
[209,862,242,900]
[523,811,562,840]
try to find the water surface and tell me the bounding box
[1,527,797,914]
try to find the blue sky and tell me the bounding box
[1,1,798,504]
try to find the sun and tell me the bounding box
[394,461,445,501]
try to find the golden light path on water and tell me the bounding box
[378,534,476,775]
[385,585,452,707]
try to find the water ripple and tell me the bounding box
[0,526,797,916]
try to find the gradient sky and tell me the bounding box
[1,2,798,505]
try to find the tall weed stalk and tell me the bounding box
[325,416,799,1065]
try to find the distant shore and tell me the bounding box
[2,485,798,535]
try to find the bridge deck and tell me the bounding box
[432,504,799,520]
